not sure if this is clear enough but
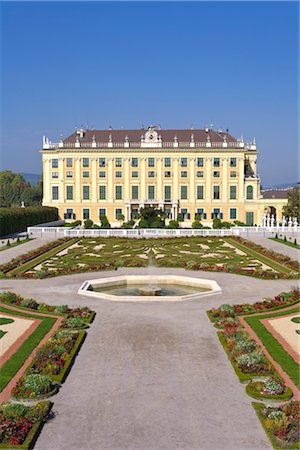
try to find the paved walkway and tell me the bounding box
[246,236,300,261]
[1,268,299,450]
[0,238,54,265]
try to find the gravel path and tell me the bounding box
[0,238,55,265]
[246,236,299,261]
[1,267,299,450]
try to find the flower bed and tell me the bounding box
[0,401,52,448]
[0,238,74,276]
[26,329,87,384]
[246,379,293,401]
[230,236,300,273]
[253,401,300,449]
[0,291,95,324]
[11,374,57,400]
[207,289,300,322]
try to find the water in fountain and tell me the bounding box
[138,250,161,296]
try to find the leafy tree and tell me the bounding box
[177,213,184,222]
[166,220,180,229]
[99,214,111,228]
[117,213,125,223]
[212,218,222,229]
[283,184,300,221]
[121,220,135,229]
[0,171,42,207]
[138,206,165,228]
[192,220,203,229]
[84,219,94,229]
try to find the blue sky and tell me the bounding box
[1,1,298,187]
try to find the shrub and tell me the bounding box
[234,339,257,354]
[55,304,69,314]
[0,403,31,419]
[0,291,21,304]
[20,298,39,310]
[236,352,266,372]
[263,378,285,395]
[64,318,86,328]
[12,374,55,399]
[219,304,235,314]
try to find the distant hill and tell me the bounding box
[21,173,42,186]
[263,182,298,190]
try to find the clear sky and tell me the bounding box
[0,1,298,187]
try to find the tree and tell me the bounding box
[283,184,300,221]
[138,206,165,228]
[117,213,125,224]
[0,171,42,207]
[99,214,111,228]
[212,218,222,229]
[84,219,94,229]
[166,220,180,229]
[177,213,184,222]
[192,220,203,229]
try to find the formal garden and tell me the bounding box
[0,291,95,448]
[1,235,299,280]
[207,288,300,449]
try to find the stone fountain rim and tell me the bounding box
[78,275,222,302]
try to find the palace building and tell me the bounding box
[41,125,287,226]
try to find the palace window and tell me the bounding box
[52,159,58,168]
[181,171,188,178]
[246,185,253,199]
[115,171,122,178]
[131,171,139,178]
[131,158,138,167]
[99,208,106,218]
[196,171,204,178]
[66,158,73,167]
[230,208,237,220]
[148,185,155,200]
[197,158,204,167]
[197,185,204,200]
[230,185,237,200]
[180,208,190,219]
[99,158,106,167]
[99,185,106,200]
[164,185,171,201]
[230,158,237,167]
[164,157,171,167]
[83,208,90,220]
[213,158,220,167]
[66,171,73,178]
[213,185,220,199]
[115,158,122,168]
[164,171,172,178]
[196,208,206,219]
[148,171,155,178]
[66,185,73,200]
[82,186,90,200]
[181,185,188,200]
[132,185,139,200]
[230,171,237,178]
[213,171,220,178]
[180,157,187,167]
[83,171,89,178]
[99,171,106,178]
[52,172,58,179]
[148,157,155,167]
[52,186,59,200]
[82,158,89,168]
[115,185,122,200]
[246,211,254,225]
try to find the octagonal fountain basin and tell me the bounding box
[78,275,222,302]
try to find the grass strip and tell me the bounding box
[0,238,32,253]
[0,402,53,449]
[226,238,296,275]
[244,307,300,389]
[269,238,300,250]
[6,238,78,276]
[252,402,300,450]
[0,306,57,392]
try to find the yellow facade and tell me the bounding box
[41,128,287,227]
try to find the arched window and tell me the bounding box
[246,186,253,199]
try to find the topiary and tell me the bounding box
[20,298,39,310]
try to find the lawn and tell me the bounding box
[244,307,300,389]
[0,305,57,392]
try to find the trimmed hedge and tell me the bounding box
[0,207,58,237]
